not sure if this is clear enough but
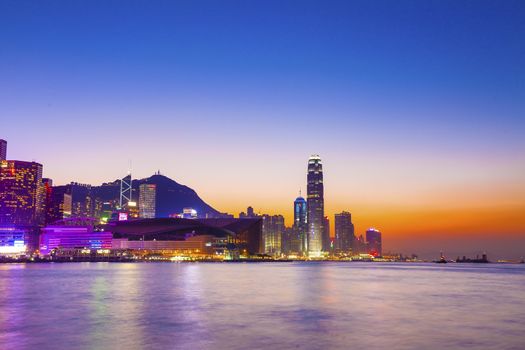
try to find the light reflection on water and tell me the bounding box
[1,262,524,350]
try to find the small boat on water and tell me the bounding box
[434,252,448,264]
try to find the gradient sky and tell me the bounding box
[1,1,524,258]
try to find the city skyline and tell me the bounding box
[1,136,522,259]
[2,1,524,259]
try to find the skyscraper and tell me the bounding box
[42,178,53,224]
[0,160,44,226]
[139,184,156,218]
[366,228,382,257]
[307,155,324,256]
[322,216,331,252]
[69,183,94,218]
[0,139,6,161]
[335,211,355,253]
[46,185,71,223]
[293,194,307,253]
[262,214,284,255]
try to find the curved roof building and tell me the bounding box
[106,218,263,255]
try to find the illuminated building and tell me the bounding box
[262,214,284,255]
[0,226,27,255]
[46,185,71,223]
[108,217,263,255]
[42,178,54,224]
[0,160,44,226]
[0,139,6,161]
[98,202,115,223]
[39,218,112,255]
[293,194,307,253]
[322,216,330,252]
[45,182,95,221]
[139,183,156,218]
[182,207,198,219]
[335,211,355,253]
[366,228,382,257]
[280,226,295,254]
[127,201,139,218]
[307,155,324,256]
[112,235,216,255]
[68,183,95,218]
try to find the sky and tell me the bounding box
[1,0,524,259]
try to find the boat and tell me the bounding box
[434,252,448,264]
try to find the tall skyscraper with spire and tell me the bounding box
[307,155,324,256]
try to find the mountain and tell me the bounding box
[93,174,222,218]
[135,174,221,218]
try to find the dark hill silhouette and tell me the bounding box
[93,174,222,218]
[135,174,221,218]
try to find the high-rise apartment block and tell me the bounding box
[139,184,156,218]
[0,160,44,226]
[262,214,284,255]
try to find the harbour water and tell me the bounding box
[1,262,524,350]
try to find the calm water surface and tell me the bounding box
[1,262,524,350]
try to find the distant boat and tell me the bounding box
[434,252,448,264]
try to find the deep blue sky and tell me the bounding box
[1,0,524,256]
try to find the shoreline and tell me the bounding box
[1,258,522,265]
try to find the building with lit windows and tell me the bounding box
[366,228,382,257]
[68,183,95,218]
[112,235,216,254]
[45,185,71,224]
[0,139,6,161]
[0,160,44,226]
[39,218,112,255]
[139,183,156,218]
[293,194,307,253]
[108,217,263,255]
[335,211,355,253]
[307,155,324,256]
[0,226,27,255]
[262,214,284,255]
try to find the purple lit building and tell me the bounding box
[39,218,112,255]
